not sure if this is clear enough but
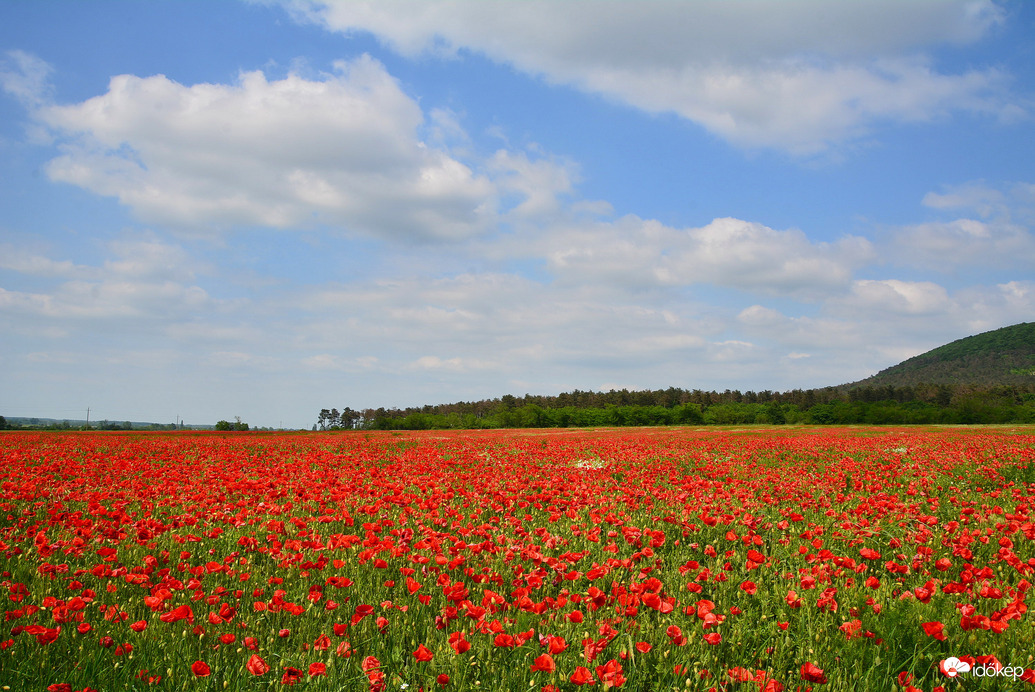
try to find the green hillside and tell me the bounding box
[848,322,1035,387]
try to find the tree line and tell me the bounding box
[317,383,1035,430]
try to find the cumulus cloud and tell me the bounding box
[738,278,1035,380]
[286,265,953,394]
[295,272,724,380]
[34,56,508,239]
[535,215,873,298]
[890,180,1035,269]
[0,245,86,279]
[281,0,1016,153]
[922,181,1007,217]
[21,52,584,240]
[0,238,214,321]
[737,305,868,351]
[0,281,210,321]
[0,49,53,109]
[841,279,951,315]
[489,149,578,218]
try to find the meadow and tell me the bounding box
[0,426,1033,691]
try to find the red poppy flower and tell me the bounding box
[414,644,434,662]
[595,659,626,687]
[570,666,595,686]
[531,654,556,673]
[839,619,862,639]
[800,662,827,684]
[191,661,211,677]
[448,631,471,654]
[159,604,194,624]
[281,667,303,685]
[493,633,517,648]
[246,654,270,676]
[35,626,61,645]
[544,634,568,654]
[308,662,327,677]
[728,667,755,682]
[922,621,946,641]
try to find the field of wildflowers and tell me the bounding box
[0,426,1033,691]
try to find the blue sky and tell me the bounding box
[1,0,1033,428]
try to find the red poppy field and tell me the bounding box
[1,426,1034,691]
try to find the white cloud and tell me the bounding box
[890,181,1035,269]
[300,353,377,372]
[955,280,1035,333]
[737,306,867,351]
[0,49,53,109]
[206,351,278,369]
[37,56,502,240]
[737,278,1035,381]
[535,215,873,298]
[922,181,1006,217]
[0,245,86,279]
[24,52,585,240]
[842,279,951,315]
[490,149,578,218]
[282,0,1016,154]
[0,238,214,321]
[408,355,496,372]
[295,272,724,379]
[0,281,210,321]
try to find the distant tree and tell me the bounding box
[215,420,232,431]
[0,415,6,430]
[339,407,361,429]
[765,402,787,425]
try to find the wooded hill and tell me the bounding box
[847,322,1035,388]
[318,322,1035,429]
